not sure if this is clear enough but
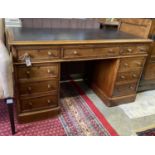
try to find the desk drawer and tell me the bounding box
[113,82,137,97]
[19,80,58,96]
[21,94,58,112]
[116,70,141,84]
[119,57,145,72]
[120,46,148,55]
[63,47,120,59]
[143,63,155,80]
[17,49,60,61]
[16,63,59,80]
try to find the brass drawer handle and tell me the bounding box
[132,74,137,78]
[129,86,134,90]
[108,49,113,53]
[47,99,51,104]
[73,51,78,55]
[124,63,129,67]
[107,49,116,55]
[48,51,52,55]
[127,48,132,52]
[25,52,30,57]
[136,62,142,66]
[120,75,125,79]
[48,51,52,56]
[47,69,51,73]
[47,69,55,75]
[26,71,30,77]
[48,84,51,89]
[27,87,32,93]
[26,71,30,75]
[139,47,146,52]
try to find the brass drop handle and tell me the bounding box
[120,75,125,79]
[73,51,78,55]
[132,74,137,78]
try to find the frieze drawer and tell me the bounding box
[63,47,120,59]
[16,63,59,81]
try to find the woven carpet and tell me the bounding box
[0,80,118,136]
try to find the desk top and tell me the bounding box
[7,27,152,45]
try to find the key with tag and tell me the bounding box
[25,56,32,67]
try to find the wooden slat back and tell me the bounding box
[119,18,152,38]
[21,18,100,29]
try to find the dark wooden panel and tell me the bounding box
[91,59,120,97]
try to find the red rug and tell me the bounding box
[0,81,118,136]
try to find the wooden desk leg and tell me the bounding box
[5,98,16,135]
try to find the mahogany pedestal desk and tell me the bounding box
[6,28,152,123]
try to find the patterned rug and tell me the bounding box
[137,128,155,136]
[0,80,118,136]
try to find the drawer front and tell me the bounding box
[116,70,141,83]
[21,94,58,112]
[120,46,148,55]
[150,56,155,62]
[17,49,60,61]
[19,80,58,96]
[16,63,59,80]
[113,83,137,97]
[143,63,155,80]
[119,57,145,72]
[150,42,155,57]
[63,47,120,59]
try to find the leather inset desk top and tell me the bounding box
[7,28,152,45]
